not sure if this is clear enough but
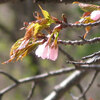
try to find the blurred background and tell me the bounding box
[0,0,100,100]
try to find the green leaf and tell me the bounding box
[39,5,50,19]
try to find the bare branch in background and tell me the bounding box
[82,51,100,60]
[64,20,100,28]
[76,84,87,100]
[27,82,36,100]
[67,56,100,65]
[0,0,100,100]
[70,71,98,100]
[59,47,75,61]
[59,47,79,67]
[44,70,87,100]
[34,0,99,4]
[0,64,100,99]
[0,67,75,98]
[0,0,99,4]
[59,37,100,46]
[0,0,25,4]
[0,71,19,84]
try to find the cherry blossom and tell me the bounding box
[90,10,100,21]
[35,41,58,61]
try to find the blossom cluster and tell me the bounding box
[3,3,100,64]
[73,2,100,38]
[3,5,63,64]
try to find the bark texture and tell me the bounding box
[0,0,99,4]
[0,0,24,4]
[34,0,99,3]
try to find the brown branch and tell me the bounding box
[59,47,79,67]
[0,65,100,99]
[44,70,88,100]
[0,0,11,3]
[70,71,98,100]
[0,71,19,84]
[0,67,75,98]
[0,0,99,4]
[34,0,99,4]
[0,24,17,41]
[76,84,87,100]
[58,37,100,46]
[64,20,100,28]
[0,0,25,4]
[67,56,100,65]
[82,51,100,60]
[27,82,36,100]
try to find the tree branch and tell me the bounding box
[34,0,99,4]
[59,47,79,67]
[76,84,87,100]
[67,56,100,65]
[64,20,100,28]
[82,51,100,60]
[0,71,19,84]
[58,37,100,46]
[0,67,75,97]
[44,70,87,100]
[0,0,99,4]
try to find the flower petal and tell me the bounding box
[49,46,58,61]
[90,10,100,21]
[39,5,50,19]
[41,45,49,59]
[35,42,49,59]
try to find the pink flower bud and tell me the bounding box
[90,10,100,21]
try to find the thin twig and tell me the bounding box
[0,71,19,84]
[76,84,87,100]
[70,71,98,100]
[82,51,100,60]
[44,70,87,100]
[59,47,79,68]
[0,0,25,4]
[58,37,100,46]
[27,82,36,100]
[0,65,100,99]
[35,0,99,4]
[59,47,75,61]
[66,61,89,65]
[66,20,100,28]
[0,67,75,97]
[67,56,100,65]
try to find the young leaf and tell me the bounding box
[39,5,50,19]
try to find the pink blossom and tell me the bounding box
[90,10,100,21]
[49,46,58,61]
[35,42,58,61]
